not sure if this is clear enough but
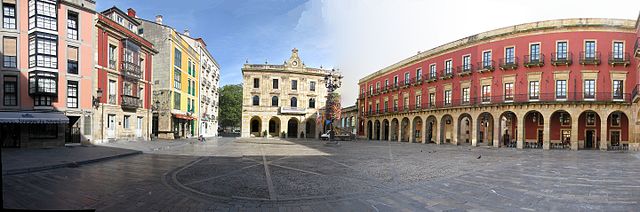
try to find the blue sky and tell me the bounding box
[97,0,333,87]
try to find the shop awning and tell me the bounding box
[0,112,69,124]
[173,113,195,120]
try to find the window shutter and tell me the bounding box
[3,37,17,56]
[67,46,78,61]
[3,0,17,4]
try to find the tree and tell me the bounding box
[218,84,242,129]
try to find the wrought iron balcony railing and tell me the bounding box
[477,60,495,72]
[121,94,141,109]
[440,68,454,80]
[608,52,630,67]
[499,57,518,70]
[457,64,473,76]
[551,52,573,66]
[122,61,142,79]
[523,54,544,68]
[579,51,601,65]
[425,73,438,83]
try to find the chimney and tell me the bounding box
[183,29,190,36]
[127,8,136,18]
[155,15,163,24]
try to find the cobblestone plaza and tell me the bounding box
[3,137,639,211]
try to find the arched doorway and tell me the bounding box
[391,118,399,141]
[287,118,299,138]
[458,113,472,145]
[499,111,517,148]
[250,116,261,137]
[440,114,453,144]
[367,120,373,140]
[425,115,437,143]
[412,116,423,143]
[374,120,381,140]
[577,111,600,150]
[477,112,494,146]
[305,118,316,138]
[524,111,544,149]
[382,119,390,140]
[607,111,629,150]
[268,117,281,137]
[400,117,410,142]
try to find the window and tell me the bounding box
[290,97,297,107]
[384,100,388,112]
[28,0,58,31]
[310,81,316,91]
[67,11,78,40]
[584,79,595,99]
[67,80,78,108]
[29,124,57,139]
[172,91,181,109]
[483,51,492,67]
[416,68,422,81]
[611,131,620,146]
[393,99,398,111]
[611,113,620,127]
[429,64,436,78]
[291,80,298,90]
[3,3,16,29]
[416,94,421,108]
[444,90,451,106]
[530,44,540,61]
[462,55,471,71]
[585,112,596,126]
[504,83,514,101]
[368,85,373,94]
[251,95,259,106]
[393,76,398,87]
[505,47,514,63]
[613,80,623,99]
[445,60,452,75]
[28,33,58,69]
[28,71,57,97]
[309,98,315,108]
[272,79,279,89]
[108,79,116,104]
[253,78,259,88]
[585,41,596,59]
[403,97,409,110]
[174,48,182,67]
[124,115,130,129]
[429,93,435,107]
[613,42,624,59]
[529,81,539,99]
[108,44,117,69]
[188,79,192,94]
[462,87,469,103]
[271,96,278,106]
[67,46,78,74]
[375,82,380,92]
[375,103,379,113]
[116,15,123,24]
[33,96,52,106]
[557,42,567,59]
[187,60,191,76]
[404,72,409,84]
[187,98,191,112]
[384,79,389,88]
[173,69,181,90]
[482,85,491,102]
[3,76,17,106]
[556,80,566,99]
[3,37,17,68]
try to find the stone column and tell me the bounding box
[262,117,269,138]
[388,122,393,142]
[397,120,402,142]
[517,116,524,149]
[543,119,551,150]
[434,120,440,144]
[471,120,478,147]
[452,116,459,145]
[600,117,608,151]
[571,116,579,151]
[493,116,500,147]
[408,118,414,143]
[421,118,427,143]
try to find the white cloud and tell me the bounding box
[318,0,639,105]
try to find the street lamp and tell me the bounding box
[324,69,343,145]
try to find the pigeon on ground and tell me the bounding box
[477,155,482,159]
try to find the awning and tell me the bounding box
[173,113,195,120]
[0,112,69,124]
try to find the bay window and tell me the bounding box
[29,32,58,69]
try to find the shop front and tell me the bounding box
[0,112,69,148]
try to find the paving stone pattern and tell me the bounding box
[3,138,640,211]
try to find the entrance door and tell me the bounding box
[136,117,143,138]
[427,123,433,143]
[66,116,81,144]
[537,129,543,146]
[585,130,594,149]
[107,114,116,138]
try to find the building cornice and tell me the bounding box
[359,18,636,83]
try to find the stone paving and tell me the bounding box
[3,137,640,211]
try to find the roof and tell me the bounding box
[101,6,141,26]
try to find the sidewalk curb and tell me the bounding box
[2,150,143,176]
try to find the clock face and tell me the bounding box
[292,61,298,66]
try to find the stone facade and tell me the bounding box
[358,18,640,151]
[241,49,330,138]
[339,105,358,135]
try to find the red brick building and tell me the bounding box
[358,18,640,151]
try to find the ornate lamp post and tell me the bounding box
[324,69,343,145]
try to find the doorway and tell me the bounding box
[136,117,143,138]
[585,130,595,149]
[107,114,116,139]
[537,129,543,146]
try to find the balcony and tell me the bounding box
[121,94,141,109]
[477,60,495,73]
[358,94,365,100]
[425,73,438,83]
[440,69,454,80]
[122,61,142,80]
[608,52,630,67]
[499,57,518,70]
[412,77,422,86]
[280,106,306,115]
[579,51,600,65]
[551,52,573,66]
[635,38,640,58]
[457,64,473,76]
[523,54,544,68]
